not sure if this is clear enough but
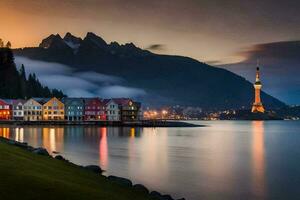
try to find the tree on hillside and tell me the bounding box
[6,41,11,48]
[19,64,27,98]
[0,48,66,99]
[0,39,3,48]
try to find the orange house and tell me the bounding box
[0,99,12,120]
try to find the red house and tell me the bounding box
[84,98,106,120]
[0,99,12,120]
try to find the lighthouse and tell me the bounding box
[251,67,265,113]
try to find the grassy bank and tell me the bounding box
[0,140,153,200]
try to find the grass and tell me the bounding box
[0,140,153,200]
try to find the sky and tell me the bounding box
[1,0,300,64]
[1,0,300,104]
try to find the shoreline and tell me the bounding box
[0,136,185,200]
[0,120,203,127]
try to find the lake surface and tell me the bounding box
[1,121,300,200]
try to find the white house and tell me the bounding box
[105,99,120,121]
[12,100,26,120]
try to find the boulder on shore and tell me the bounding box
[150,191,175,200]
[107,176,132,187]
[84,165,103,174]
[133,184,149,194]
[32,147,49,156]
[55,155,67,161]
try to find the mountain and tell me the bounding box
[13,32,286,109]
[219,41,300,104]
[0,47,65,99]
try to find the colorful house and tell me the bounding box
[113,98,141,121]
[84,98,106,120]
[23,98,43,121]
[63,98,84,121]
[0,99,12,120]
[42,97,65,120]
[11,99,26,120]
[105,99,121,121]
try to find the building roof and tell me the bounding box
[102,99,111,105]
[0,99,11,105]
[32,97,51,105]
[112,98,132,106]
[11,99,26,105]
[62,97,84,104]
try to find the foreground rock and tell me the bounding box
[108,176,132,187]
[32,147,49,156]
[55,155,67,161]
[149,191,183,200]
[84,165,103,174]
[133,184,149,194]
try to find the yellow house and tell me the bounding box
[43,97,65,120]
[23,98,43,121]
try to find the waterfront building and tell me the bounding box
[251,67,265,113]
[23,99,43,121]
[0,99,12,120]
[63,98,84,121]
[113,98,141,121]
[42,97,65,120]
[11,100,26,120]
[84,98,106,120]
[105,99,121,121]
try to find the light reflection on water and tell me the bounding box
[1,121,300,200]
[252,121,266,199]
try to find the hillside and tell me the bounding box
[0,47,65,99]
[0,139,153,200]
[14,33,286,109]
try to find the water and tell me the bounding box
[1,121,300,200]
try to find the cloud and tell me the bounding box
[96,85,146,98]
[15,56,147,99]
[63,89,95,98]
[39,75,98,90]
[219,40,300,104]
[14,56,72,75]
[75,71,124,85]
[145,44,166,51]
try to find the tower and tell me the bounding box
[251,67,265,113]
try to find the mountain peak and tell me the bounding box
[64,32,80,40]
[39,34,70,49]
[84,32,107,48]
[63,32,82,50]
